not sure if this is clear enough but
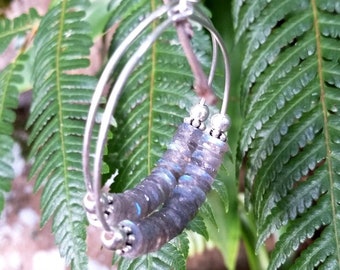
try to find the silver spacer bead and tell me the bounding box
[115,249,123,256]
[83,192,96,213]
[121,245,132,254]
[184,103,209,129]
[210,113,231,132]
[209,113,230,141]
[127,234,136,244]
[101,228,127,250]
[190,103,209,122]
[121,224,132,234]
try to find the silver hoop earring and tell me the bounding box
[82,0,231,257]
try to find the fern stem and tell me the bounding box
[147,0,157,175]
[311,0,340,265]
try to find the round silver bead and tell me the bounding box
[191,118,201,129]
[127,234,136,244]
[198,122,206,130]
[122,245,132,254]
[121,224,132,234]
[83,192,96,213]
[210,113,231,132]
[101,229,127,250]
[190,104,209,122]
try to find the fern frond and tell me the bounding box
[0,55,26,212]
[115,237,187,270]
[235,0,340,268]
[0,9,40,213]
[0,9,40,54]
[103,0,225,267]
[187,215,209,240]
[27,1,95,269]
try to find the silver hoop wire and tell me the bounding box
[191,11,231,114]
[82,1,231,231]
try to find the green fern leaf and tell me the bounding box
[187,215,209,240]
[212,156,232,212]
[103,0,225,267]
[199,201,218,229]
[0,54,26,212]
[116,238,187,270]
[172,232,190,259]
[27,1,95,269]
[0,9,40,213]
[0,9,40,54]
[235,0,340,268]
[114,235,188,270]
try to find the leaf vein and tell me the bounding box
[311,0,340,265]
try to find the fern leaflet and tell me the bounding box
[27,1,95,269]
[114,235,188,270]
[0,9,40,214]
[0,9,40,54]
[0,55,26,212]
[235,0,340,268]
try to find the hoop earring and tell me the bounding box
[82,0,231,257]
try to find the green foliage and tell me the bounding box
[187,215,209,240]
[0,9,39,213]
[0,57,22,212]
[26,1,95,269]
[1,0,233,268]
[0,9,39,54]
[114,235,188,270]
[235,0,340,268]
[207,157,243,270]
[2,0,340,269]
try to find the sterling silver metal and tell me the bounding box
[82,0,231,234]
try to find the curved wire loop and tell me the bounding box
[82,0,231,232]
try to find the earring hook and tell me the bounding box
[191,10,231,115]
